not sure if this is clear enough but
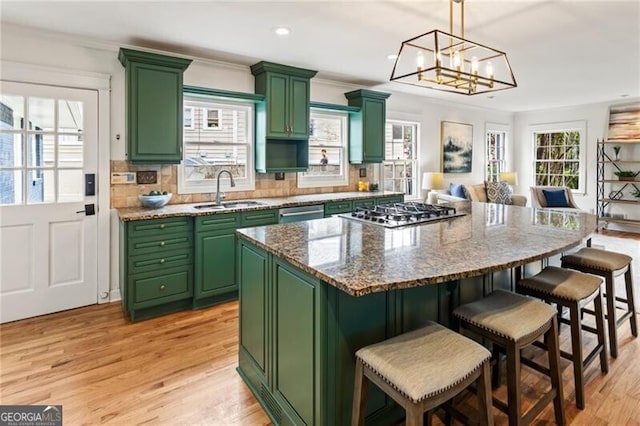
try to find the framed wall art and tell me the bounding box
[441,121,473,173]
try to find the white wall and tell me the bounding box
[513,98,640,228]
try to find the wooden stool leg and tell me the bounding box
[547,316,566,426]
[569,302,585,409]
[491,344,502,389]
[625,266,638,337]
[604,274,619,358]
[406,404,423,426]
[594,292,609,374]
[351,359,368,426]
[506,343,522,425]
[476,361,494,426]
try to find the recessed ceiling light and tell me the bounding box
[387,54,398,60]
[274,27,290,36]
[620,94,629,98]
[487,95,495,99]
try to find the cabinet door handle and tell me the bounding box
[159,224,166,229]
[159,241,166,247]
[160,284,166,291]
[159,258,166,264]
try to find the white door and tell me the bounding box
[0,81,98,323]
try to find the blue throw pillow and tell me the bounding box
[542,189,570,207]
[449,183,466,198]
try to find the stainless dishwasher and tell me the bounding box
[278,205,325,223]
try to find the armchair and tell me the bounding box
[530,186,580,210]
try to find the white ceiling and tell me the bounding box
[1,0,639,112]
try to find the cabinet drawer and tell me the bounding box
[128,250,193,274]
[128,217,192,239]
[133,268,191,306]
[353,199,376,210]
[241,209,278,227]
[324,201,353,216]
[196,213,240,232]
[128,233,193,256]
[376,196,404,205]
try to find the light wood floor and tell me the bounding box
[1,230,638,425]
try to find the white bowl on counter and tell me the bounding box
[138,193,172,209]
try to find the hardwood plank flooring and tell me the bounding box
[1,230,638,425]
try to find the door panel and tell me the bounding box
[0,82,98,323]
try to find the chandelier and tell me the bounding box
[390,0,517,95]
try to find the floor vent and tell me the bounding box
[260,383,282,423]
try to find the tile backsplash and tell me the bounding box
[110,161,378,208]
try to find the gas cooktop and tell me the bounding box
[339,201,465,228]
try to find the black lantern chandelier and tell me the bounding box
[390,0,517,95]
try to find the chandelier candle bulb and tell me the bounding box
[471,56,478,74]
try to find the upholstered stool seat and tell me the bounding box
[517,266,608,409]
[352,321,493,426]
[453,289,566,425]
[562,247,637,358]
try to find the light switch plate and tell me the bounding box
[111,172,136,184]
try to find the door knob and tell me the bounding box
[75,204,95,215]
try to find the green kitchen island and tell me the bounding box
[236,202,597,425]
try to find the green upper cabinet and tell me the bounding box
[118,48,192,163]
[251,61,317,173]
[345,89,391,164]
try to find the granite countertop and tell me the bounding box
[236,202,598,297]
[116,191,403,221]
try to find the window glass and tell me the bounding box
[383,121,419,197]
[178,98,254,194]
[298,109,348,188]
[486,130,506,182]
[531,121,586,192]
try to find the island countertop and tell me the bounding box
[236,202,597,296]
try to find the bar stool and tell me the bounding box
[352,321,493,426]
[453,289,565,426]
[516,266,608,409]
[561,247,637,358]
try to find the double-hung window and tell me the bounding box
[178,97,254,193]
[383,120,419,198]
[297,108,348,188]
[532,121,586,191]
[486,124,507,182]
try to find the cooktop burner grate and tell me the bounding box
[340,201,465,228]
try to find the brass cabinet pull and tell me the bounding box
[160,241,166,247]
[159,224,165,229]
[159,284,166,291]
[159,258,166,264]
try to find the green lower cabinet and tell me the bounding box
[375,195,404,205]
[324,200,353,217]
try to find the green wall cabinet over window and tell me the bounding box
[118,48,192,163]
[345,89,391,164]
[251,61,317,173]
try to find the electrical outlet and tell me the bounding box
[111,172,136,184]
[359,168,367,178]
[275,172,285,181]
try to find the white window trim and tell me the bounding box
[297,109,349,189]
[529,120,587,194]
[202,107,221,130]
[178,99,254,194]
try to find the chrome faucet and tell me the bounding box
[215,170,236,204]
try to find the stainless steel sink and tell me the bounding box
[194,200,264,210]
[221,200,264,208]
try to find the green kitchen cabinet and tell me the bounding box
[120,216,194,321]
[324,200,353,217]
[194,210,278,309]
[375,195,404,205]
[118,48,192,163]
[345,89,391,164]
[251,61,317,173]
